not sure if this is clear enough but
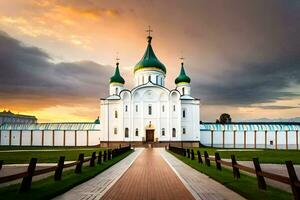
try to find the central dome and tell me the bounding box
[134,36,166,74]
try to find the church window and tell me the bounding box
[182,88,185,95]
[136,105,138,112]
[182,109,186,118]
[182,128,186,134]
[161,128,165,136]
[148,75,151,82]
[114,128,118,135]
[148,105,152,115]
[161,77,163,85]
[162,105,165,112]
[115,88,118,95]
[125,128,129,138]
[125,105,128,112]
[135,128,139,136]
[172,128,176,137]
[173,105,176,111]
[156,75,158,84]
[115,110,118,118]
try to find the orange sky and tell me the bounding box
[0,0,299,122]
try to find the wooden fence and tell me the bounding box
[0,145,131,192]
[168,145,300,200]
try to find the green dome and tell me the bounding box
[134,36,166,74]
[175,63,191,84]
[110,64,125,84]
[94,116,100,124]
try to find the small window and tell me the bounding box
[182,109,186,118]
[161,77,163,85]
[156,75,158,84]
[162,105,165,112]
[182,128,186,134]
[115,110,118,118]
[125,128,129,138]
[115,88,118,95]
[135,128,138,136]
[182,88,185,95]
[125,105,128,112]
[161,128,165,136]
[172,128,176,137]
[136,105,138,112]
[148,76,151,82]
[114,128,118,135]
[173,105,176,111]
[148,105,152,115]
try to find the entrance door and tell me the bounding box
[146,130,154,142]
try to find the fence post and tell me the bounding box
[187,149,190,158]
[183,149,187,157]
[204,151,210,166]
[90,152,96,167]
[98,151,102,164]
[286,161,300,199]
[0,160,3,170]
[54,156,65,181]
[191,149,195,160]
[75,153,84,174]
[103,150,107,162]
[20,158,37,192]
[197,150,203,164]
[253,158,266,190]
[215,152,222,170]
[231,155,240,179]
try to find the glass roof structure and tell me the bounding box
[0,123,101,131]
[200,123,300,131]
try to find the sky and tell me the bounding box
[0,0,299,122]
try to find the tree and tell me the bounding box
[219,113,232,124]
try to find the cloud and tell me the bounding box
[0,31,113,110]
[253,106,300,110]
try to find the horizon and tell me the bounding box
[0,0,299,122]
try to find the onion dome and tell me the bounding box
[175,62,191,84]
[134,36,166,74]
[110,62,125,84]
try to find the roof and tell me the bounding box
[0,110,37,119]
[175,63,191,84]
[110,64,125,84]
[200,123,300,131]
[0,123,101,131]
[134,36,166,74]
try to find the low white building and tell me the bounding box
[100,35,200,147]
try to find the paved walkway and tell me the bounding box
[53,148,143,200]
[159,149,245,200]
[100,148,195,200]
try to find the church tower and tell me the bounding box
[134,29,166,87]
[175,62,191,96]
[109,62,125,95]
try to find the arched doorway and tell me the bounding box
[145,122,155,142]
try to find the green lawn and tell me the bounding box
[0,150,133,200]
[169,151,293,200]
[0,146,105,164]
[191,147,300,164]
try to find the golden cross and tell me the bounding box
[146,25,153,36]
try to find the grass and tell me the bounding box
[0,146,105,164]
[0,149,133,200]
[191,147,300,164]
[169,151,293,200]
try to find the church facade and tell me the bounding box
[100,35,200,147]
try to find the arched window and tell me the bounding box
[161,77,163,85]
[115,110,118,118]
[173,105,176,111]
[125,128,129,138]
[182,128,186,134]
[182,87,185,95]
[161,128,165,136]
[148,75,151,82]
[182,109,186,118]
[162,105,165,112]
[125,105,128,112]
[135,128,138,136]
[114,128,118,134]
[148,105,152,115]
[115,88,118,95]
[136,105,138,112]
[172,128,176,137]
[156,75,158,84]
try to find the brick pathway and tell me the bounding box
[100,148,195,200]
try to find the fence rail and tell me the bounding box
[168,145,300,200]
[0,145,131,192]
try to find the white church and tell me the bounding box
[100,34,200,147]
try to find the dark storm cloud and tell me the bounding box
[0,31,112,101]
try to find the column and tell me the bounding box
[9,130,12,146]
[20,130,23,146]
[222,130,225,148]
[244,130,246,148]
[296,130,299,150]
[63,130,66,146]
[286,130,288,150]
[275,130,278,150]
[75,130,77,146]
[30,130,33,146]
[87,130,89,146]
[42,130,44,146]
[52,130,55,146]
[265,130,267,149]
[233,130,236,148]
[254,130,257,149]
[211,130,214,147]
[0,130,1,145]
